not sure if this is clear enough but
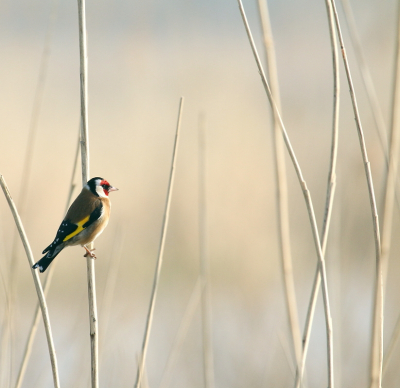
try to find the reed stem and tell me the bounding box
[134,97,184,388]
[77,0,98,386]
[0,175,60,388]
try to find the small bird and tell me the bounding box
[32,177,118,273]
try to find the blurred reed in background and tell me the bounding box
[1,0,400,387]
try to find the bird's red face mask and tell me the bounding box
[100,180,118,196]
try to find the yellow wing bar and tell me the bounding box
[63,215,90,242]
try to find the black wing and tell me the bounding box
[42,202,103,254]
[82,202,103,228]
[42,220,78,254]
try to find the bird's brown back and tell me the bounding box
[65,188,107,223]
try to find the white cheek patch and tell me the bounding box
[96,185,107,198]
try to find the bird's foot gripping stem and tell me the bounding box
[83,246,97,259]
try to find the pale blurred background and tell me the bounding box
[0,0,399,387]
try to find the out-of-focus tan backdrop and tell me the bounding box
[1,0,399,387]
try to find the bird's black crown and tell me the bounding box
[87,177,104,196]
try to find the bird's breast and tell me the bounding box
[69,197,111,247]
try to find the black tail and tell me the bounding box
[32,247,63,273]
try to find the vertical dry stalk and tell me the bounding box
[198,115,215,388]
[77,0,98,386]
[85,255,98,388]
[236,1,334,386]
[380,0,400,306]
[159,277,202,388]
[77,0,90,186]
[374,1,400,382]
[134,97,184,388]
[135,355,150,388]
[256,0,302,369]
[15,134,79,388]
[339,0,388,157]
[0,175,60,388]
[294,0,340,386]
[328,1,383,387]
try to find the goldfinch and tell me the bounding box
[32,177,118,273]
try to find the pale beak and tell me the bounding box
[108,186,119,192]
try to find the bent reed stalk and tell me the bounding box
[256,0,302,371]
[15,133,80,388]
[236,1,334,386]
[0,175,60,388]
[295,0,340,386]
[327,1,383,387]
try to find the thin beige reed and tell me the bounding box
[339,0,388,157]
[295,0,340,386]
[256,0,302,371]
[198,114,215,388]
[324,1,384,387]
[134,97,184,388]
[0,175,60,388]
[159,277,203,388]
[375,0,400,383]
[236,1,335,386]
[77,0,99,386]
[14,133,79,388]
